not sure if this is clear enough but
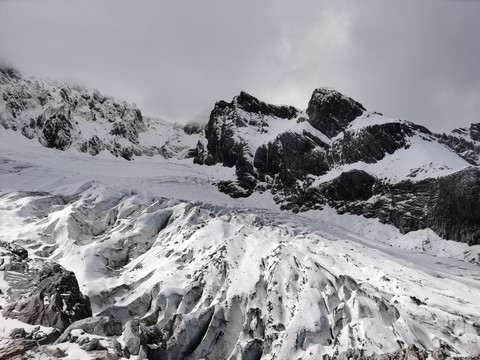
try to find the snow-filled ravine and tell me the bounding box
[1,128,480,359]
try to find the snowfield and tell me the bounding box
[1,127,479,359]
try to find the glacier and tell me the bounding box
[0,66,479,359]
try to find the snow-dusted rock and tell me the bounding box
[0,65,200,160]
[1,244,92,332]
[438,123,480,165]
[195,87,479,244]
[306,87,365,138]
[1,67,480,359]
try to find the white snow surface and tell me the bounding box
[315,133,470,185]
[1,127,480,358]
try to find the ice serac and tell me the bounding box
[306,87,366,138]
[1,145,480,358]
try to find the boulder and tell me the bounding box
[56,316,122,344]
[2,261,92,332]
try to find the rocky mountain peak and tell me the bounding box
[0,66,201,160]
[306,87,366,138]
[233,90,299,119]
[0,64,23,84]
[470,122,480,141]
[438,122,480,165]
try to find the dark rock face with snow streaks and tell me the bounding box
[195,88,479,245]
[1,242,92,332]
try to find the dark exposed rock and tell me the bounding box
[194,87,480,245]
[123,319,147,355]
[193,91,301,196]
[235,91,299,120]
[81,337,102,351]
[330,122,430,165]
[123,319,163,358]
[194,91,299,167]
[39,109,76,150]
[0,66,193,160]
[322,170,377,201]
[79,135,104,156]
[471,123,480,142]
[306,87,365,138]
[437,123,480,165]
[255,131,330,185]
[10,328,27,339]
[2,258,92,331]
[0,240,28,260]
[51,347,68,358]
[0,65,22,84]
[428,166,480,245]
[184,121,205,135]
[335,167,480,245]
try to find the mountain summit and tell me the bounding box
[1,67,479,359]
[193,88,479,245]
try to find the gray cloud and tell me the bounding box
[1,0,479,132]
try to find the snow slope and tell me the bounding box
[1,127,479,359]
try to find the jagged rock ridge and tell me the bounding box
[0,65,200,160]
[194,89,480,245]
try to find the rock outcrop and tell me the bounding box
[55,316,122,344]
[1,243,92,332]
[0,65,199,160]
[438,123,480,165]
[195,88,480,245]
[306,87,365,138]
[324,167,480,245]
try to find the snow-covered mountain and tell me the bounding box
[0,66,201,160]
[1,66,479,359]
[193,89,479,246]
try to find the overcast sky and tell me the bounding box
[1,0,479,132]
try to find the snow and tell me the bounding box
[231,109,330,154]
[1,120,480,357]
[313,134,470,185]
[344,111,402,132]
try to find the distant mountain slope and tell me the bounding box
[0,65,200,160]
[194,89,480,245]
[1,66,479,245]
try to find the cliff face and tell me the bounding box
[195,88,479,245]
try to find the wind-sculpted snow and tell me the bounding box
[1,180,479,358]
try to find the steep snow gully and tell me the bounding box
[0,66,479,359]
